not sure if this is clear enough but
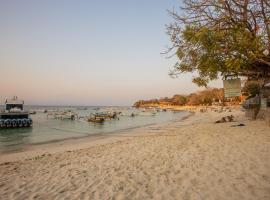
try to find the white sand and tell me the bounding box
[0,108,269,200]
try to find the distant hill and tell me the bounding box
[133,88,227,108]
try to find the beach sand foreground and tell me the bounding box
[0,108,269,200]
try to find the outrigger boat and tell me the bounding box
[87,112,119,123]
[0,96,32,128]
[47,111,78,120]
[87,115,105,123]
[95,112,118,119]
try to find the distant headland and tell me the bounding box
[133,88,242,108]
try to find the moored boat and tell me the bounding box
[87,114,105,123]
[0,97,33,128]
[47,111,78,120]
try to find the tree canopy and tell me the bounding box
[167,0,270,87]
[133,88,225,107]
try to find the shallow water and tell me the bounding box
[0,106,188,153]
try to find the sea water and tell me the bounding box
[0,106,188,153]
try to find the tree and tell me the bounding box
[171,94,188,105]
[200,89,216,105]
[211,88,225,102]
[187,93,202,105]
[242,80,261,97]
[166,0,270,87]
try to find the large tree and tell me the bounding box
[167,0,270,87]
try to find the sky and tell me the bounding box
[0,0,222,106]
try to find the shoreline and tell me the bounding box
[0,111,194,163]
[0,107,269,199]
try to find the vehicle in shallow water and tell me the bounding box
[0,96,33,128]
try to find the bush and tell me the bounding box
[242,81,261,98]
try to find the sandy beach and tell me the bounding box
[0,108,269,200]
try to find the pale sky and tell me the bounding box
[0,0,222,106]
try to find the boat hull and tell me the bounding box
[0,112,32,128]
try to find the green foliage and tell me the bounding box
[167,0,270,86]
[171,95,188,105]
[133,88,225,106]
[242,81,261,98]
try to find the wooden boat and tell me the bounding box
[29,110,36,115]
[87,116,105,123]
[47,111,78,120]
[93,112,118,119]
[87,111,119,123]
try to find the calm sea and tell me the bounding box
[0,106,188,153]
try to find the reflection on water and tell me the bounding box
[0,127,33,152]
[0,106,188,153]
